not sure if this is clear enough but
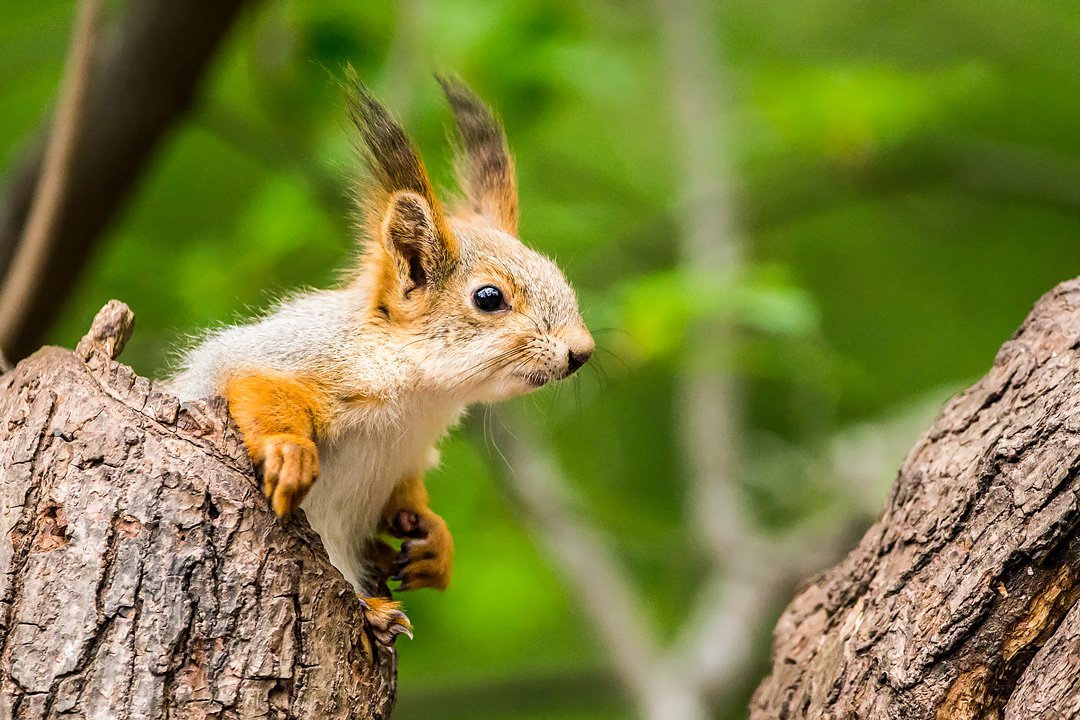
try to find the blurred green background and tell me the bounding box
[3,1,1079,717]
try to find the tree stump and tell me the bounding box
[0,301,396,719]
[751,277,1080,718]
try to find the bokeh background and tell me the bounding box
[3,1,1078,717]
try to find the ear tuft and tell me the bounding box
[436,74,519,235]
[344,66,456,255]
[344,67,459,305]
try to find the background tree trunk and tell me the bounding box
[0,0,255,362]
[751,277,1080,718]
[0,301,396,719]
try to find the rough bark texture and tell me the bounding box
[0,302,396,719]
[751,277,1080,718]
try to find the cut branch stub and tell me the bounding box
[0,302,396,719]
[750,277,1080,719]
[74,298,135,360]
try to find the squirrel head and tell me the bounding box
[347,72,593,401]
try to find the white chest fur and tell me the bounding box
[300,397,464,589]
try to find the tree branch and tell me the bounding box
[0,0,254,361]
[485,414,669,716]
[0,0,104,355]
[654,0,745,568]
[652,0,804,704]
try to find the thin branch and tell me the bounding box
[654,0,745,567]
[668,561,782,693]
[670,530,847,698]
[671,392,947,696]
[653,0,824,704]
[0,0,252,361]
[485,398,927,713]
[655,0,752,689]
[0,0,104,354]
[485,413,669,716]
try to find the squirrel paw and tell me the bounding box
[257,433,319,517]
[389,510,453,591]
[359,596,413,646]
[365,538,399,579]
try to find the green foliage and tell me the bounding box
[618,265,818,361]
[4,0,1080,716]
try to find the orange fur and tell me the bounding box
[382,472,432,522]
[381,473,454,591]
[363,190,460,326]
[347,72,460,324]
[225,371,331,516]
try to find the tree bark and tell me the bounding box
[0,301,396,719]
[751,277,1080,718]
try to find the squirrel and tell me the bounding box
[164,73,594,645]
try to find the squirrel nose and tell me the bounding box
[566,347,592,376]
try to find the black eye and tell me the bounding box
[472,285,506,312]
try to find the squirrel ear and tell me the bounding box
[437,75,519,235]
[380,191,454,295]
[346,67,458,290]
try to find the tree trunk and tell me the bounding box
[0,301,396,719]
[751,277,1080,718]
[0,0,255,362]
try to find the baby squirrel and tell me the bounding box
[165,74,593,644]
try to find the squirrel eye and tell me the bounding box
[472,285,506,312]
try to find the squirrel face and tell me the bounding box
[348,73,593,402]
[419,217,593,401]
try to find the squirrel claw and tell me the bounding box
[358,596,413,646]
[392,535,450,591]
[257,433,319,517]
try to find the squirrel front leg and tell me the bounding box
[225,372,413,644]
[379,473,454,591]
[224,371,329,517]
